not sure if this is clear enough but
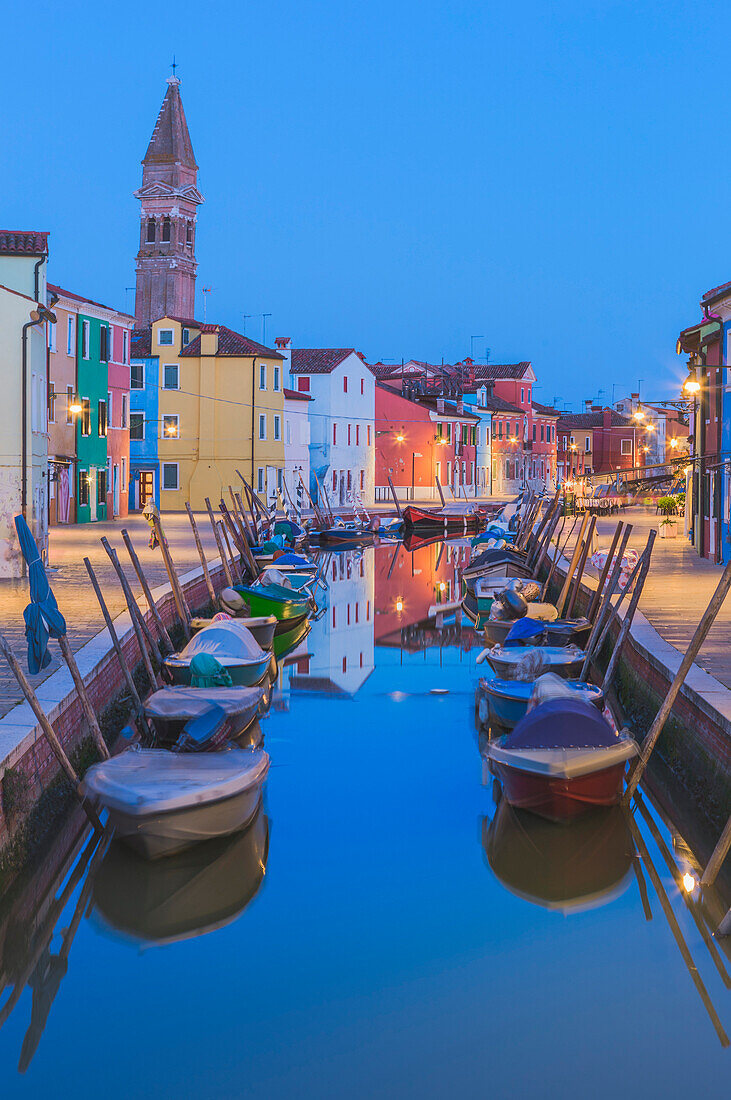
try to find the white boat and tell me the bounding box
[83,747,270,860]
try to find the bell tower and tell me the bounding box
[134,76,204,324]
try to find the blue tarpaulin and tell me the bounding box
[504,618,545,646]
[14,515,67,674]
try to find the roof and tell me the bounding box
[143,77,197,169]
[702,280,731,304]
[0,230,49,256]
[131,327,152,358]
[166,315,208,329]
[179,325,284,359]
[290,348,357,374]
[532,400,560,418]
[283,387,313,402]
[377,382,479,421]
[48,283,134,320]
[473,362,532,380]
[479,395,523,414]
[557,410,635,429]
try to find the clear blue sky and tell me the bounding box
[2,0,727,409]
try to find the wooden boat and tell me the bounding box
[485,698,638,821]
[236,582,313,622]
[317,526,376,546]
[483,645,585,681]
[484,615,592,649]
[192,610,278,651]
[478,675,603,729]
[162,623,273,687]
[402,503,486,533]
[483,801,633,912]
[83,746,270,859]
[462,548,532,584]
[93,807,269,944]
[144,685,267,748]
[272,616,312,660]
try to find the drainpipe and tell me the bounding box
[33,255,44,302]
[251,357,257,491]
[22,306,56,517]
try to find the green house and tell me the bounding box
[76,312,110,522]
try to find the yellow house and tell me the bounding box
[148,316,286,510]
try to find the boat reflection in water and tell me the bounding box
[483,800,635,914]
[93,806,269,946]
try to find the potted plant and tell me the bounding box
[657,495,678,538]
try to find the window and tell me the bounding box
[66,386,74,425]
[98,399,107,437]
[257,467,264,493]
[97,468,107,505]
[146,218,156,242]
[99,325,109,362]
[81,320,90,359]
[48,321,56,351]
[122,329,129,364]
[273,366,280,391]
[621,438,632,455]
[121,457,127,491]
[297,376,310,392]
[540,424,545,442]
[182,327,190,346]
[274,415,281,441]
[129,412,144,441]
[162,217,171,242]
[356,424,360,445]
[158,329,173,346]
[259,364,267,390]
[121,394,128,429]
[107,391,113,428]
[80,398,91,436]
[130,361,144,389]
[532,424,536,441]
[258,414,267,440]
[332,606,337,629]
[333,423,337,445]
[67,315,75,355]
[498,421,503,439]
[277,467,283,491]
[360,379,364,395]
[585,436,591,451]
[521,388,524,403]
[164,363,179,389]
[186,222,193,245]
[162,414,179,439]
[360,470,364,491]
[332,470,337,491]
[343,376,348,393]
[161,462,179,490]
[367,425,371,446]
[348,424,351,446]
[78,471,89,506]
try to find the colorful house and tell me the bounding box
[557,408,636,482]
[46,287,78,524]
[0,230,50,573]
[129,329,160,510]
[279,342,375,507]
[283,386,311,507]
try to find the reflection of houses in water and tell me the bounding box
[286,549,375,694]
[374,537,478,650]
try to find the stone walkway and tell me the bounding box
[0,514,220,719]
[574,507,731,691]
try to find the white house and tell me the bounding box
[283,385,311,509]
[275,339,375,507]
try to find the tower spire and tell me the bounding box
[134,76,204,324]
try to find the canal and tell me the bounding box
[0,539,729,1097]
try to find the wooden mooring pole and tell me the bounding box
[185,504,216,605]
[121,529,174,654]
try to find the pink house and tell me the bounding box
[107,318,134,518]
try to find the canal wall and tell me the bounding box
[0,558,225,890]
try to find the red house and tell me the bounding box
[557,408,637,481]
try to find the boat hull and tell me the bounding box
[240,587,312,622]
[163,653,274,688]
[109,790,266,860]
[491,760,627,822]
[403,504,483,533]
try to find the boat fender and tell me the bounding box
[499,590,529,620]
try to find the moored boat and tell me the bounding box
[402,504,486,533]
[83,746,270,859]
[484,615,591,649]
[236,582,313,622]
[145,685,267,747]
[485,698,638,821]
[162,622,273,687]
[478,675,604,729]
[482,644,585,680]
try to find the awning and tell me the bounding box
[676,317,722,355]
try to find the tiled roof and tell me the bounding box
[166,315,208,328]
[557,410,634,429]
[143,78,197,169]
[131,327,152,357]
[179,325,284,359]
[702,280,731,303]
[283,387,312,401]
[48,283,134,319]
[290,348,356,374]
[473,362,532,380]
[377,382,479,420]
[481,395,523,414]
[532,400,560,417]
[0,230,49,255]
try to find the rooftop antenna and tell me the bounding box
[242,314,253,335]
[262,313,272,346]
[201,287,213,322]
[171,56,178,78]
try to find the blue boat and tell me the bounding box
[479,676,604,729]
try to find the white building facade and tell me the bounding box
[275,340,376,507]
[283,386,311,510]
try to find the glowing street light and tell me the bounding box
[395,432,405,443]
[396,598,404,612]
[68,395,83,415]
[682,872,697,894]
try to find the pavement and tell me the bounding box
[0,514,221,719]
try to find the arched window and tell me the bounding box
[146,218,156,243]
[186,221,193,245]
[162,218,171,242]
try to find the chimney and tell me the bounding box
[584,399,593,411]
[200,328,219,356]
[457,396,464,414]
[591,404,602,413]
[630,392,639,400]
[275,335,291,372]
[437,396,445,415]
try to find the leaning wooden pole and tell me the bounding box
[185,504,216,605]
[566,515,597,618]
[702,813,731,888]
[387,476,403,521]
[84,558,145,716]
[56,635,110,761]
[579,523,633,679]
[556,512,589,617]
[624,550,731,804]
[527,487,560,568]
[587,521,623,622]
[435,476,446,508]
[531,505,562,580]
[100,538,159,688]
[601,531,655,694]
[219,521,241,583]
[152,515,191,639]
[121,529,174,654]
[205,497,233,586]
[0,633,102,831]
[541,514,574,601]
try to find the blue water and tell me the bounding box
[0,543,728,1098]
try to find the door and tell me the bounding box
[139,471,154,508]
[710,471,717,556]
[113,464,120,517]
[89,466,97,522]
[266,466,277,505]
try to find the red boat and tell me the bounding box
[402,504,488,534]
[486,698,638,822]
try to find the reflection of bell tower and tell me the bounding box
[134,76,204,324]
